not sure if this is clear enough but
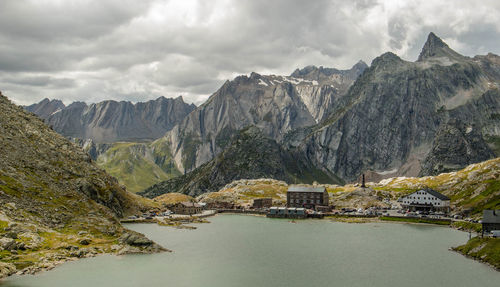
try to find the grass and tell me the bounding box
[453,237,500,269]
[154,193,194,205]
[451,221,482,233]
[96,142,180,193]
[0,220,8,232]
[379,216,450,225]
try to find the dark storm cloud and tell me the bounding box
[1,0,500,106]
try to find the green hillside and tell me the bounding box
[96,139,181,193]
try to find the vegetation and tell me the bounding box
[96,141,180,193]
[153,193,194,205]
[451,221,482,233]
[380,216,450,225]
[453,237,500,270]
[370,157,500,216]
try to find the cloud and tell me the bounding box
[1,0,500,106]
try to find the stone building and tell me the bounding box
[287,186,329,209]
[252,198,272,208]
[171,202,203,215]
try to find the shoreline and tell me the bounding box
[2,213,494,280]
[0,227,169,280]
[450,247,500,272]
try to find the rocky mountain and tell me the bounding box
[162,62,367,173]
[296,32,500,181]
[139,127,341,198]
[24,98,65,119]
[25,96,196,143]
[0,92,164,278]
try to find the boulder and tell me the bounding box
[0,262,16,279]
[79,238,91,245]
[0,237,16,250]
[119,232,153,246]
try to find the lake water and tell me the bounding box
[2,215,499,287]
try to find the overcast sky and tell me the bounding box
[1,0,500,106]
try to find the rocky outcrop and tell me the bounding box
[421,119,495,175]
[140,126,341,198]
[162,62,366,173]
[0,262,16,279]
[25,96,195,143]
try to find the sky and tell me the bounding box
[1,0,500,106]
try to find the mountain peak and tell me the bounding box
[352,60,368,71]
[371,52,404,68]
[417,32,464,61]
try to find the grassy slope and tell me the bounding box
[96,140,181,193]
[153,193,194,205]
[197,179,289,207]
[371,157,500,215]
[453,237,500,270]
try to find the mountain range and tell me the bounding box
[26,96,195,143]
[24,32,500,198]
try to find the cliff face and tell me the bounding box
[162,62,367,173]
[0,92,163,278]
[139,127,341,198]
[25,96,195,143]
[420,119,496,175]
[298,33,500,181]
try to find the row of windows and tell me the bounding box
[403,201,441,205]
[290,199,321,204]
[290,194,323,198]
[406,196,436,201]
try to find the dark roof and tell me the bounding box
[483,210,500,224]
[179,201,202,207]
[420,188,450,201]
[400,188,450,201]
[287,186,326,193]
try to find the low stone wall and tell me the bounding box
[217,209,267,215]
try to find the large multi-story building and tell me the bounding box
[171,202,203,215]
[287,186,329,209]
[398,188,450,212]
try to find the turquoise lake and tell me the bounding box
[2,215,499,287]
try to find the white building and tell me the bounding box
[398,188,450,213]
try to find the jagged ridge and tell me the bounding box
[139,126,342,198]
